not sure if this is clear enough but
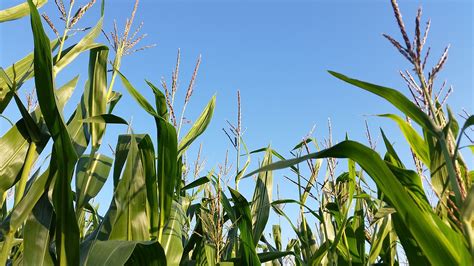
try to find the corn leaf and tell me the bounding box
[161,201,185,265]
[145,80,168,119]
[229,187,261,266]
[329,71,439,136]
[178,95,216,157]
[378,113,430,166]
[28,1,80,263]
[246,140,470,265]
[0,0,47,23]
[0,38,61,113]
[75,153,113,210]
[86,46,109,151]
[22,193,54,266]
[250,147,273,245]
[0,77,77,201]
[84,240,166,266]
[157,119,178,237]
[1,80,91,243]
[118,71,158,117]
[137,135,158,238]
[109,134,150,241]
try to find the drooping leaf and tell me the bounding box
[247,140,470,265]
[0,38,61,113]
[182,176,211,191]
[0,67,42,142]
[0,0,46,23]
[82,114,128,125]
[118,71,157,117]
[84,240,166,266]
[329,71,439,136]
[145,80,168,119]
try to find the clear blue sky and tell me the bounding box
[1,0,472,246]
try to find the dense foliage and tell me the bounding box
[0,0,472,265]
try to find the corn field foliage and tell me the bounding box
[0,0,472,265]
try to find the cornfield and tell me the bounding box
[0,0,472,265]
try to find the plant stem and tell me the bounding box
[55,2,74,63]
[177,103,188,139]
[14,142,37,205]
[55,30,69,63]
[106,52,122,100]
[0,232,14,265]
[439,135,463,206]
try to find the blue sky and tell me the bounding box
[1,0,472,246]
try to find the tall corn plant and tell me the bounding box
[0,0,213,264]
[246,1,473,265]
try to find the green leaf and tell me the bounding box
[368,215,391,264]
[378,113,430,166]
[0,38,61,113]
[258,251,294,263]
[461,187,474,256]
[145,80,168,119]
[118,71,157,117]
[28,1,80,264]
[86,46,109,151]
[75,153,113,210]
[0,77,77,201]
[82,114,128,125]
[329,71,439,136]
[137,135,158,238]
[247,140,470,265]
[182,176,211,191]
[161,201,185,266]
[0,67,42,142]
[0,0,47,23]
[250,147,273,245]
[1,78,91,250]
[271,199,321,221]
[109,134,150,241]
[272,225,282,251]
[157,119,178,239]
[196,243,217,266]
[308,241,330,265]
[84,240,166,266]
[107,91,122,114]
[1,7,102,112]
[23,193,54,266]
[229,188,261,266]
[178,95,215,157]
[455,115,474,160]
